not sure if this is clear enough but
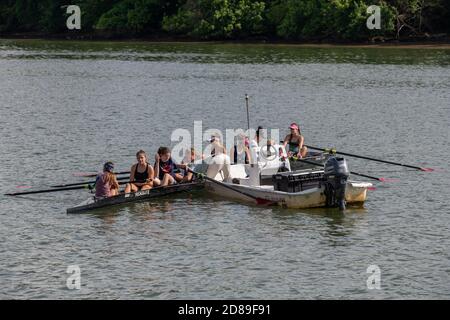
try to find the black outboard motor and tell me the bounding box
[323,157,349,210]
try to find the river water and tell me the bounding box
[0,40,449,299]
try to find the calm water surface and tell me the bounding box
[0,40,449,299]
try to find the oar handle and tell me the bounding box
[77,171,131,178]
[51,176,130,188]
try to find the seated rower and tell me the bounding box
[182,147,204,165]
[124,150,154,193]
[154,147,191,187]
[283,122,308,159]
[95,162,119,198]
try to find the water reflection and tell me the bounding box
[1,40,449,66]
[266,205,368,243]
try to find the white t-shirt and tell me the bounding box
[249,139,260,164]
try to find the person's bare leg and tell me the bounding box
[301,146,308,158]
[125,183,138,193]
[162,174,175,186]
[110,188,119,196]
[174,173,184,183]
[153,178,161,186]
[141,182,153,191]
[182,172,193,182]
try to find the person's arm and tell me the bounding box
[297,135,305,158]
[129,165,136,182]
[245,147,251,164]
[147,165,154,183]
[282,134,289,147]
[299,135,305,149]
[229,147,234,164]
[154,154,160,179]
[112,175,119,189]
[175,161,187,170]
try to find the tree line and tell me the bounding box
[1,0,449,41]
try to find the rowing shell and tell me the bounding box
[66,181,204,214]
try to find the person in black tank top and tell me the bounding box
[124,150,155,193]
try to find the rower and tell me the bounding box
[95,162,119,198]
[154,147,192,187]
[283,123,308,158]
[182,147,204,164]
[124,150,154,193]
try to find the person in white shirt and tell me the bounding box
[206,135,232,182]
[249,126,265,164]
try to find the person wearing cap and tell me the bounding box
[95,161,120,198]
[283,123,308,158]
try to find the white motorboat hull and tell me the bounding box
[205,180,372,209]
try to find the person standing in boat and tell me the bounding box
[230,133,251,165]
[95,162,119,198]
[154,147,192,186]
[206,135,232,181]
[124,150,154,193]
[283,123,308,158]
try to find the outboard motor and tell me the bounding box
[323,157,349,210]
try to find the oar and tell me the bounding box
[188,168,274,205]
[5,180,131,196]
[74,171,131,178]
[305,145,434,172]
[291,157,387,182]
[245,94,250,130]
[51,176,130,188]
[5,185,95,196]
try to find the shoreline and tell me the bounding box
[1,33,450,49]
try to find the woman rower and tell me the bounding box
[283,123,308,158]
[95,162,119,198]
[124,150,154,193]
[154,147,192,187]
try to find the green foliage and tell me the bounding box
[96,1,131,32]
[0,0,448,39]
